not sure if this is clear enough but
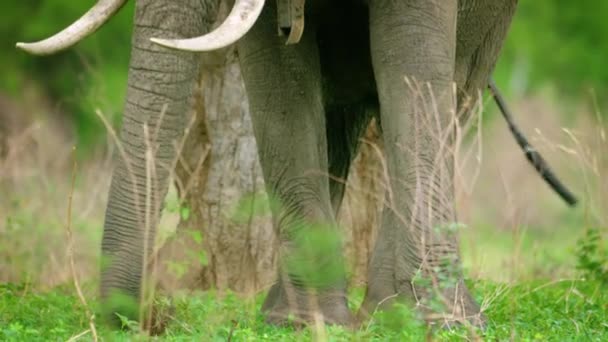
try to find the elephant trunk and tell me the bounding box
[100,0,217,322]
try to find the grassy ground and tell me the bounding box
[2,198,603,341]
[1,279,606,341]
[1,95,606,340]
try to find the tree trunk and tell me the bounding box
[338,121,383,287]
[153,49,276,296]
[154,53,383,297]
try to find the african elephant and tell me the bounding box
[19,0,527,328]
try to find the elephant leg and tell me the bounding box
[361,0,483,327]
[326,104,376,215]
[237,4,351,325]
[100,0,210,324]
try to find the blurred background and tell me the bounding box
[1,1,606,289]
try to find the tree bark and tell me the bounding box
[153,49,276,296]
[338,121,383,287]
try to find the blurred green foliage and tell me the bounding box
[497,1,608,100]
[0,1,134,147]
[1,1,607,147]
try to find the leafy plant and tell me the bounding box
[575,227,608,283]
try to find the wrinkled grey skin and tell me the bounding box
[98,0,518,326]
[99,0,220,321]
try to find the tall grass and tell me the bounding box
[0,87,605,338]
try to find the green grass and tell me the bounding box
[1,96,605,340]
[460,221,582,282]
[1,279,606,341]
[2,188,604,341]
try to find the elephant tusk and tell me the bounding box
[150,0,265,52]
[16,0,128,55]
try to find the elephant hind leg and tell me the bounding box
[362,0,483,327]
[261,100,379,325]
[238,1,351,326]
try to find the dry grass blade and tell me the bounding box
[65,147,98,342]
[65,329,91,342]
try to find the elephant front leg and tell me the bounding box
[238,3,351,326]
[362,0,483,327]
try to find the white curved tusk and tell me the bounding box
[151,0,265,52]
[16,0,128,55]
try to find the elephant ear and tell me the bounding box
[151,0,265,52]
[16,0,128,55]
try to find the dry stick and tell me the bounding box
[142,123,159,331]
[142,98,208,330]
[226,320,238,342]
[488,79,578,206]
[66,329,92,342]
[411,80,456,321]
[401,79,436,316]
[94,109,148,327]
[455,91,485,198]
[94,109,143,251]
[421,80,488,327]
[66,147,98,342]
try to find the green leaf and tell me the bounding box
[180,206,191,221]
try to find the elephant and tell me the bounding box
[17,0,577,329]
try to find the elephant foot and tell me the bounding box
[262,281,353,326]
[359,278,486,330]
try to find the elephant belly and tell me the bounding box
[316,1,377,108]
[455,0,518,102]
